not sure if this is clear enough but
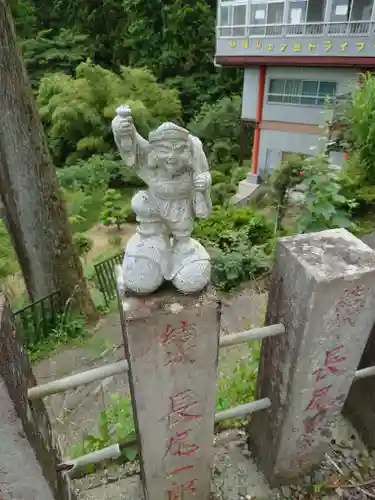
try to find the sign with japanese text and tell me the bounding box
[121,297,221,500]
[228,38,372,55]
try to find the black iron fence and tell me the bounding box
[12,290,63,348]
[94,251,124,305]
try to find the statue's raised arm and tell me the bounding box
[111,106,149,169]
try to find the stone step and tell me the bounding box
[231,179,259,206]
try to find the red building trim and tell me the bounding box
[216,55,375,68]
[251,66,266,176]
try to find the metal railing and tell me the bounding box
[217,20,375,38]
[28,323,285,400]
[27,319,375,474]
[94,251,124,306]
[13,290,62,348]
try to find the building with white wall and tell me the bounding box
[215,0,375,183]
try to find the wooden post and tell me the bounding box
[118,288,221,500]
[249,229,375,485]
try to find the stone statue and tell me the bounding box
[112,105,212,294]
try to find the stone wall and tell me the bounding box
[0,294,73,500]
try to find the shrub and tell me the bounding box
[100,189,127,229]
[73,233,93,260]
[212,245,272,291]
[194,206,273,250]
[194,206,274,290]
[211,170,227,185]
[297,155,356,233]
[211,183,236,206]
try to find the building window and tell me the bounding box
[268,79,337,106]
[219,0,247,36]
[249,0,284,35]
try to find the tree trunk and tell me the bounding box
[0,0,98,321]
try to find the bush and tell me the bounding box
[194,206,273,249]
[297,155,356,233]
[194,206,274,290]
[100,189,127,229]
[211,183,236,206]
[73,233,93,260]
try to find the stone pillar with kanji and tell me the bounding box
[249,228,375,485]
[117,287,221,500]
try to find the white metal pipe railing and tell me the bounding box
[216,20,374,38]
[58,398,271,473]
[220,324,284,348]
[27,324,285,400]
[354,366,375,380]
[27,360,129,401]
[214,398,271,422]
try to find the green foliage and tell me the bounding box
[73,233,93,260]
[341,73,375,185]
[264,153,305,229]
[70,394,137,462]
[11,0,38,39]
[194,206,273,248]
[0,221,18,280]
[62,188,92,229]
[58,154,144,192]
[189,95,242,163]
[211,183,237,207]
[216,341,261,413]
[21,28,90,88]
[210,162,248,207]
[212,246,272,292]
[329,74,375,215]
[28,313,87,362]
[297,155,356,233]
[37,62,181,166]
[19,293,88,362]
[194,206,274,291]
[100,189,127,230]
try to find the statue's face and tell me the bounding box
[149,141,192,175]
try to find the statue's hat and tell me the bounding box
[149,122,189,144]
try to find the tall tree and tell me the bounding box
[0,0,97,320]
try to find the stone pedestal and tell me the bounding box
[249,229,375,485]
[0,295,73,500]
[118,285,221,500]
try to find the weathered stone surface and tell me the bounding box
[118,286,221,500]
[250,229,375,485]
[0,294,73,500]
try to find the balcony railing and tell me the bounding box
[217,20,374,38]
